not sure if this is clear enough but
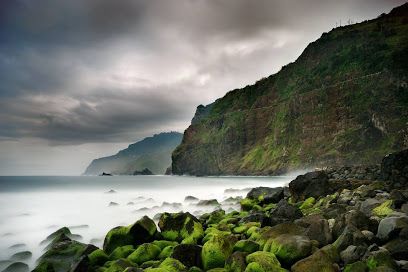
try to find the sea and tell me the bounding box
[0,174,298,270]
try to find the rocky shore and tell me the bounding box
[6,149,406,272]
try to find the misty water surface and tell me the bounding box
[0,175,297,270]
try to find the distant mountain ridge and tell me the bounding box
[172,4,408,176]
[83,132,183,175]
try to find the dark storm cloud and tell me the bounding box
[0,0,406,145]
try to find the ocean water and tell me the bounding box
[0,175,297,270]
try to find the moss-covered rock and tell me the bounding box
[158,257,187,272]
[233,225,249,234]
[189,266,203,272]
[158,246,174,259]
[201,234,238,270]
[246,251,280,267]
[241,198,258,211]
[344,261,366,272]
[109,245,134,260]
[139,260,161,269]
[373,200,394,217]
[268,234,312,265]
[291,250,336,272]
[89,249,110,266]
[256,223,305,250]
[151,240,179,250]
[105,258,138,272]
[158,212,204,245]
[127,243,162,265]
[32,260,55,272]
[103,216,157,254]
[207,268,228,272]
[244,262,288,272]
[171,244,203,268]
[299,197,316,210]
[233,240,260,254]
[365,251,399,271]
[2,262,29,272]
[225,251,248,272]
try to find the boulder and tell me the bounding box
[127,243,161,265]
[381,149,408,189]
[289,171,331,203]
[109,245,135,260]
[10,251,32,261]
[343,261,366,272]
[105,258,138,271]
[158,257,188,272]
[233,240,260,254]
[269,199,303,226]
[88,249,109,266]
[158,246,175,259]
[339,245,366,266]
[245,251,281,267]
[158,212,204,244]
[256,222,306,250]
[267,234,312,266]
[225,251,248,272]
[333,225,367,252]
[246,187,284,205]
[291,250,336,272]
[332,209,378,238]
[171,244,202,268]
[377,214,408,241]
[295,214,333,246]
[197,199,220,206]
[103,215,157,254]
[365,251,399,271]
[384,237,408,260]
[360,198,382,217]
[239,213,270,227]
[201,234,237,270]
[2,262,29,272]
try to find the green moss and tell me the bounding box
[344,261,366,272]
[109,245,134,260]
[158,246,174,259]
[189,266,203,272]
[160,213,204,245]
[372,200,394,217]
[244,262,288,272]
[89,249,110,266]
[263,204,277,211]
[151,240,179,250]
[103,226,133,255]
[105,258,138,272]
[246,251,281,267]
[233,240,260,254]
[127,243,161,265]
[241,199,257,211]
[202,234,237,271]
[32,260,55,272]
[233,225,249,234]
[365,252,398,271]
[158,257,187,272]
[299,197,316,210]
[268,234,311,265]
[140,260,161,268]
[207,268,228,272]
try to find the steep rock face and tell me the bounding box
[172,4,408,176]
[84,132,182,175]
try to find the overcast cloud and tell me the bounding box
[0,0,406,175]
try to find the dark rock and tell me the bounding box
[10,251,32,261]
[184,196,199,202]
[333,209,378,238]
[105,189,116,194]
[133,168,154,175]
[360,198,382,217]
[225,251,247,272]
[269,234,312,266]
[295,214,333,246]
[196,199,220,206]
[365,251,399,271]
[377,214,408,241]
[384,237,408,260]
[158,212,204,244]
[401,203,408,214]
[71,256,90,272]
[246,187,284,204]
[322,203,347,220]
[109,202,119,206]
[283,186,291,198]
[2,262,29,272]
[343,261,366,272]
[8,243,27,250]
[100,172,112,176]
[339,245,366,266]
[370,267,397,272]
[381,149,408,189]
[171,244,202,268]
[291,249,336,272]
[269,199,303,226]
[239,212,270,227]
[333,225,367,252]
[289,171,331,203]
[390,189,408,208]
[165,166,172,175]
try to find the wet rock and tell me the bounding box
[158,212,204,244]
[103,215,157,254]
[289,171,331,203]
[377,214,408,241]
[340,245,366,266]
[246,187,284,205]
[201,234,237,270]
[171,244,202,268]
[267,234,312,266]
[239,212,270,227]
[225,251,247,272]
[2,262,29,272]
[269,199,303,226]
[10,251,32,261]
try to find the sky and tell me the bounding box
[0,0,406,175]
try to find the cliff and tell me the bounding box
[172,4,408,176]
[84,132,183,175]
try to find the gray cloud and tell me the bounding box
[0,0,406,149]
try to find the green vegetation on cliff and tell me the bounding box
[172,4,408,175]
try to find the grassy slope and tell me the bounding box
[172,4,408,175]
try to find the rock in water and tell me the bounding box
[103,215,157,254]
[289,171,331,203]
[158,212,204,244]
[133,168,154,175]
[246,187,284,205]
[2,262,29,272]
